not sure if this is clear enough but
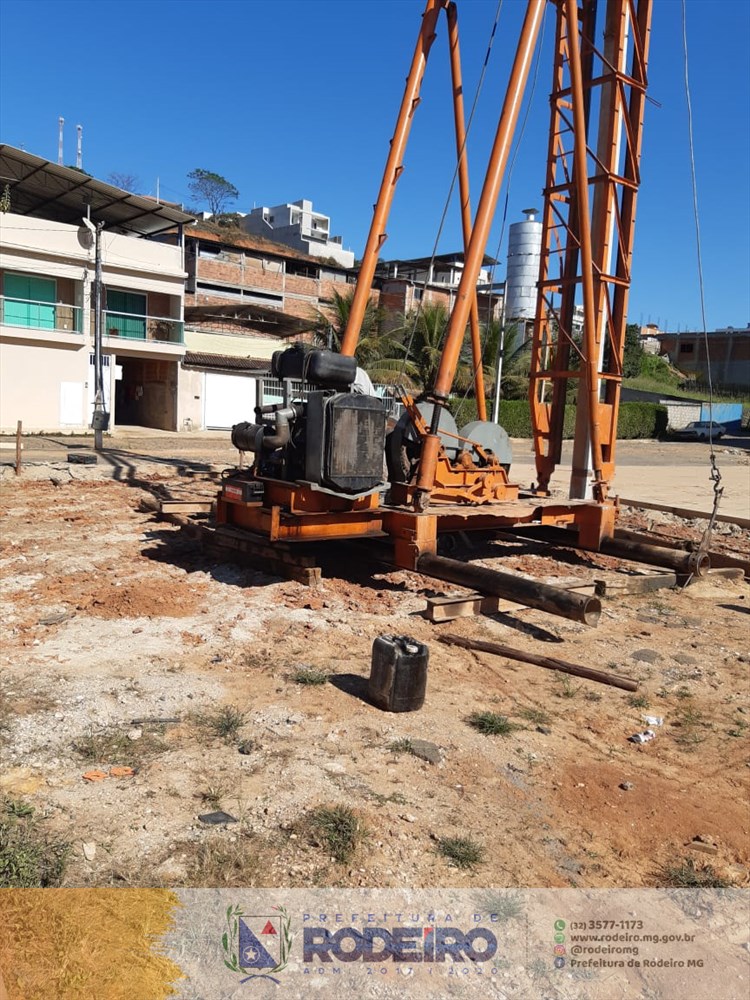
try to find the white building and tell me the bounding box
[242,199,354,269]
[0,145,194,432]
[377,251,495,289]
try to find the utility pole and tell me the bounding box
[92,221,108,450]
[491,288,508,424]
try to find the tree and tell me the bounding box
[398,302,484,392]
[312,290,416,386]
[622,322,644,378]
[108,172,140,193]
[187,169,239,216]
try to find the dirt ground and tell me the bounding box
[1,467,748,892]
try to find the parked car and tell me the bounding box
[672,420,726,441]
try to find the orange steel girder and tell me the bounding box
[339,0,486,411]
[528,0,653,498]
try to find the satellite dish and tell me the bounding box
[77,226,94,250]
[78,216,95,249]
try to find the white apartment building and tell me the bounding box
[242,199,355,269]
[0,145,194,433]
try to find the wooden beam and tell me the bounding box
[159,500,214,514]
[707,567,745,582]
[619,497,750,530]
[199,524,322,586]
[425,594,500,622]
[594,572,676,596]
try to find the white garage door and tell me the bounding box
[203,373,256,430]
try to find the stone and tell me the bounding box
[619,781,634,791]
[401,814,417,823]
[687,834,719,855]
[536,726,552,735]
[126,728,143,741]
[631,648,659,663]
[39,612,72,626]
[82,842,97,861]
[688,840,718,855]
[673,653,697,666]
[408,739,442,764]
[198,811,238,825]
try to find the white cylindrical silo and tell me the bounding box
[505,208,542,321]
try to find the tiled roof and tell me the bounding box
[182,352,271,373]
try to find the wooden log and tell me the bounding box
[438,633,639,691]
[15,420,22,475]
[418,553,601,626]
[703,552,750,578]
[425,580,598,621]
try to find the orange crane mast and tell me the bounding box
[217,0,656,621]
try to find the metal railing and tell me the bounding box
[260,378,308,407]
[102,311,184,344]
[260,377,405,418]
[0,296,83,333]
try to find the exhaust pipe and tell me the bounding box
[231,405,301,452]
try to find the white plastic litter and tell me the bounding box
[642,715,664,727]
[628,729,656,744]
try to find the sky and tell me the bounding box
[0,0,748,331]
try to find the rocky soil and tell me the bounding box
[1,473,748,891]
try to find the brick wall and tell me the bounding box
[284,273,319,297]
[193,257,285,293]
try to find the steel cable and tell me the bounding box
[681,0,723,580]
[400,0,505,378]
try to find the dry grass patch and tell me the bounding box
[73,728,168,768]
[301,804,367,864]
[0,798,70,887]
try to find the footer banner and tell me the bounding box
[1,888,748,998]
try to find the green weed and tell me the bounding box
[655,857,733,889]
[519,706,551,727]
[291,668,328,686]
[304,805,366,864]
[467,712,520,737]
[0,799,69,888]
[438,836,485,870]
[197,706,246,744]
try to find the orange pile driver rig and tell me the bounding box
[217,0,656,626]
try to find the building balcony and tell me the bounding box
[101,311,184,345]
[0,295,83,333]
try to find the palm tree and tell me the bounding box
[311,289,417,386]
[397,302,489,393]
[482,319,533,400]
